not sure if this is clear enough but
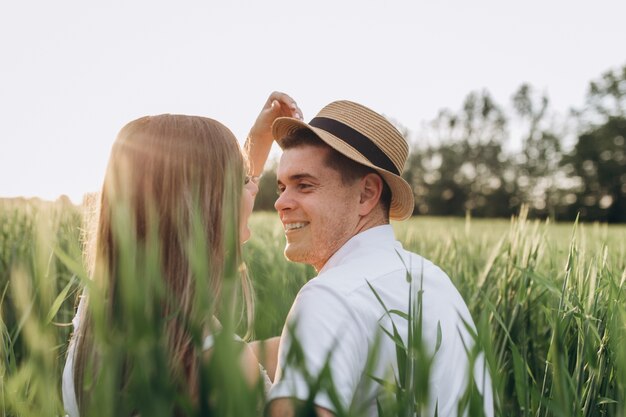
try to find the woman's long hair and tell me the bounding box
[72,115,253,414]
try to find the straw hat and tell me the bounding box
[272,100,414,221]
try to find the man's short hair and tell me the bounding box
[280,129,392,217]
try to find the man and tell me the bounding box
[266,100,494,417]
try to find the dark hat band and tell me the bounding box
[309,117,399,175]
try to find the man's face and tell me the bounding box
[275,144,362,271]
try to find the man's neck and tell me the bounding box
[313,213,389,273]
[355,208,389,235]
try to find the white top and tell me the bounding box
[268,225,493,417]
[62,299,271,417]
[62,296,84,417]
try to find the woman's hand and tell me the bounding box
[245,92,303,176]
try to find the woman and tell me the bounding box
[62,93,302,416]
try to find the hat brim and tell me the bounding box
[272,117,414,221]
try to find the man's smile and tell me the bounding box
[284,222,309,232]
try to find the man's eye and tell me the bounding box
[298,183,312,190]
[277,186,285,195]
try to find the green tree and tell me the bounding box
[411,90,515,217]
[511,84,563,217]
[584,64,626,121]
[564,63,626,222]
[253,163,278,212]
[564,117,626,222]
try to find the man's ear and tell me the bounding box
[358,173,383,216]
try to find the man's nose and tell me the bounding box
[274,189,294,212]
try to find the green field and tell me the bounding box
[1,199,625,416]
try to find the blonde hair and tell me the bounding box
[72,115,253,413]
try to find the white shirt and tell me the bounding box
[268,225,493,417]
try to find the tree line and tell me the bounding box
[255,63,626,223]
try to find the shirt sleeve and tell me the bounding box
[268,282,367,413]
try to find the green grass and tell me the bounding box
[1,200,625,416]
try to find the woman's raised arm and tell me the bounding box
[244,92,303,177]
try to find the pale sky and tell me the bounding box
[1,0,625,203]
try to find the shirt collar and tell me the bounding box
[318,224,396,275]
